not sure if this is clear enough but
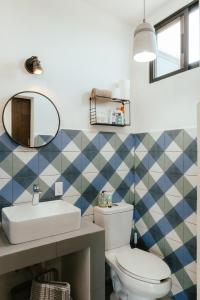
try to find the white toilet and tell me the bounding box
[94,202,172,300]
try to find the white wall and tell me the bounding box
[132,0,200,133]
[0,0,133,133]
[2,0,198,135]
[33,94,58,137]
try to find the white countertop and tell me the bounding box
[0,220,104,257]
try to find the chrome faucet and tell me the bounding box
[32,184,42,206]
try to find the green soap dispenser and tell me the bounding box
[98,191,107,208]
[107,192,113,208]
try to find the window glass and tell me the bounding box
[155,19,182,78]
[150,1,200,83]
[189,7,200,64]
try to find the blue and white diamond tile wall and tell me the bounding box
[0,126,197,299]
[0,129,135,220]
[134,128,197,300]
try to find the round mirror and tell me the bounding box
[2,91,60,148]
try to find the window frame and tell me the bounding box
[150,0,199,83]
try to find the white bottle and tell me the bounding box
[109,110,116,124]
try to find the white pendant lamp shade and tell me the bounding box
[133,0,157,62]
[133,22,157,62]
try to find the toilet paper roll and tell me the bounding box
[112,87,121,99]
[120,80,130,100]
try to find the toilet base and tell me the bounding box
[127,294,155,300]
[110,292,155,300]
[110,268,164,300]
[108,253,171,300]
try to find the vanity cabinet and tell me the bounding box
[0,220,105,300]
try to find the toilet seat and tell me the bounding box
[115,248,171,284]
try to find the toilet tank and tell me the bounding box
[94,202,134,250]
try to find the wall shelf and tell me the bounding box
[90,96,131,127]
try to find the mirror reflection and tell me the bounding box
[3,91,60,148]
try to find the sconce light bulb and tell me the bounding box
[33,66,43,75]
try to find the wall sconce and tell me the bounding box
[25,56,43,75]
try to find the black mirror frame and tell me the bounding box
[2,91,61,149]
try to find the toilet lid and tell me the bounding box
[116,248,171,282]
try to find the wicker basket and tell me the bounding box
[30,269,71,300]
[30,281,70,300]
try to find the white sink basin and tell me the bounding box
[2,200,81,244]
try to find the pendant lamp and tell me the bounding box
[133,0,157,62]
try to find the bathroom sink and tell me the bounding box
[2,200,81,244]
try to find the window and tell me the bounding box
[150,0,199,83]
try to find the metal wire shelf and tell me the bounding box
[90,96,131,127]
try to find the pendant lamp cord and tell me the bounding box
[143,0,146,22]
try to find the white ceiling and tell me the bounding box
[84,0,169,26]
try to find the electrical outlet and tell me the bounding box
[55,182,63,196]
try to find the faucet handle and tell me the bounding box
[33,184,42,193]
